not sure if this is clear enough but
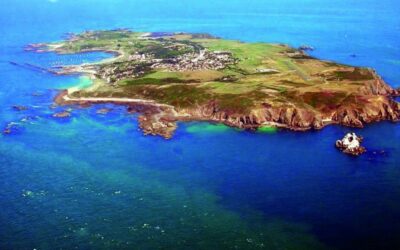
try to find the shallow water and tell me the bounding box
[1,0,400,249]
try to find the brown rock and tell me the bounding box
[2,122,19,135]
[51,64,400,139]
[53,111,71,118]
[335,132,366,156]
[96,108,111,114]
[3,128,12,135]
[12,105,28,111]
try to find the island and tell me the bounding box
[336,132,366,156]
[27,29,400,138]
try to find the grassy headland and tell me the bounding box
[31,29,400,138]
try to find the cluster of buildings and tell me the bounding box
[150,49,236,71]
[95,48,237,83]
[95,62,150,83]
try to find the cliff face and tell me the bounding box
[178,105,321,130]
[135,100,399,140]
[359,69,398,96]
[329,70,400,127]
[178,96,399,131]
[141,75,400,138]
[332,96,400,127]
[45,30,400,139]
[55,73,399,139]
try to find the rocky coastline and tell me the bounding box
[29,29,400,139]
[54,78,400,139]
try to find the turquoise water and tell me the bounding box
[1,0,400,249]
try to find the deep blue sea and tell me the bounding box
[1,0,400,249]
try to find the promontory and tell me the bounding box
[28,29,400,138]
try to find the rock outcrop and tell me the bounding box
[335,132,366,156]
[12,105,28,111]
[358,69,399,96]
[53,111,71,118]
[299,45,315,51]
[53,79,400,139]
[2,122,18,135]
[96,108,111,114]
[38,29,400,139]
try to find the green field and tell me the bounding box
[47,30,394,121]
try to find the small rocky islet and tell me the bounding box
[12,105,28,111]
[335,132,366,156]
[19,30,400,145]
[52,110,72,118]
[2,104,114,135]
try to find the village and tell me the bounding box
[94,47,237,84]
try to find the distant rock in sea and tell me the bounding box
[12,105,28,111]
[298,45,315,51]
[336,132,366,156]
[53,111,71,118]
[96,108,111,114]
[2,122,19,135]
